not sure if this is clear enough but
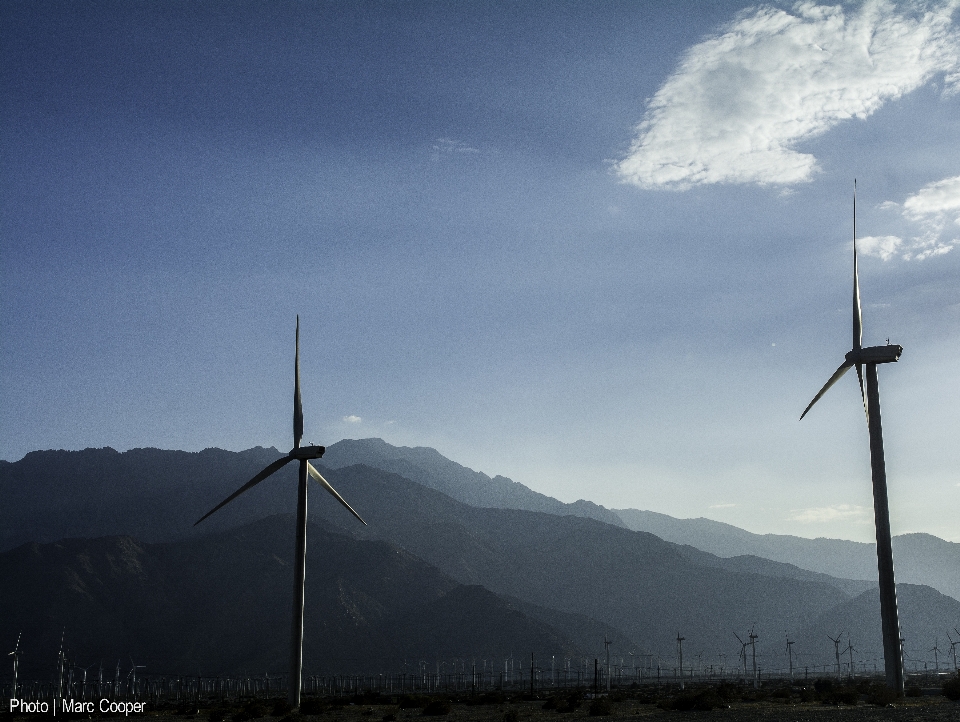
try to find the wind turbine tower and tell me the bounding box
[801,183,905,694]
[749,629,759,689]
[930,640,940,674]
[845,637,856,680]
[194,317,367,708]
[827,633,845,681]
[676,633,685,691]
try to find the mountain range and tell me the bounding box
[2,439,957,678]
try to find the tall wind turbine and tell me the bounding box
[800,183,905,694]
[194,317,366,708]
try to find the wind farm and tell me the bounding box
[3,0,960,719]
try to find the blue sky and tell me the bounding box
[3,0,958,542]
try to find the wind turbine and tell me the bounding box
[8,632,20,699]
[785,635,795,681]
[828,632,843,681]
[947,631,958,672]
[800,183,905,694]
[734,633,748,683]
[930,639,941,674]
[748,628,759,689]
[845,636,856,680]
[194,317,367,708]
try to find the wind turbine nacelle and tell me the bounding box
[289,445,325,460]
[845,344,903,365]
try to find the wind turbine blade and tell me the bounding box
[307,462,367,525]
[194,456,294,525]
[853,183,862,351]
[800,362,853,420]
[294,316,303,449]
[856,363,868,424]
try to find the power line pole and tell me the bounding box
[785,636,795,681]
[604,637,612,693]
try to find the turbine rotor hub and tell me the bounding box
[845,344,902,365]
[289,445,325,460]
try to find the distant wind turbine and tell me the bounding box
[194,317,366,708]
[845,636,856,680]
[828,632,843,681]
[800,183,905,694]
[748,628,759,689]
[734,633,748,683]
[8,632,20,699]
[947,631,958,672]
[785,635,795,681]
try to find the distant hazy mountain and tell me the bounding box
[0,515,609,678]
[321,438,625,527]
[792,584,960,672]
[307,463,851,660]
[615,508,960,602]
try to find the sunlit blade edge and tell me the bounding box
[854,198,862,351]
[307,462,367,525]
[800,362,853,420]
[194,456,293,526]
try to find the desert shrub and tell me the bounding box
[298,698,326,715]
[422,699,451,716]
[715,682,741,702]
[661,689,723,711]
[208,707,231,722]
[867,684,897,706]
[465,691,504,706]
[503,709,520,722]
[557,692,582,713]
[271,700,292,717]
[771,687,792,699]
[381,714,397,722]
[822,686,858,705]
[398,695,430,710]
[813,678,833,695]
[588,696,613,716]
[943,671,960,701]
[232,700,269,721]
[905,685,923,697]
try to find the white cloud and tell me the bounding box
[788,503,872,523]
[343,415,362,424]
[617,0,960,190]
[866,174,960,259]
[709,503,736,508]
[859,234,904,260]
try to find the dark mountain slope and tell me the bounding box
[0,446,290,551]
[0,515,599,678]
[308,463,851,659]
[321,438,624,527]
